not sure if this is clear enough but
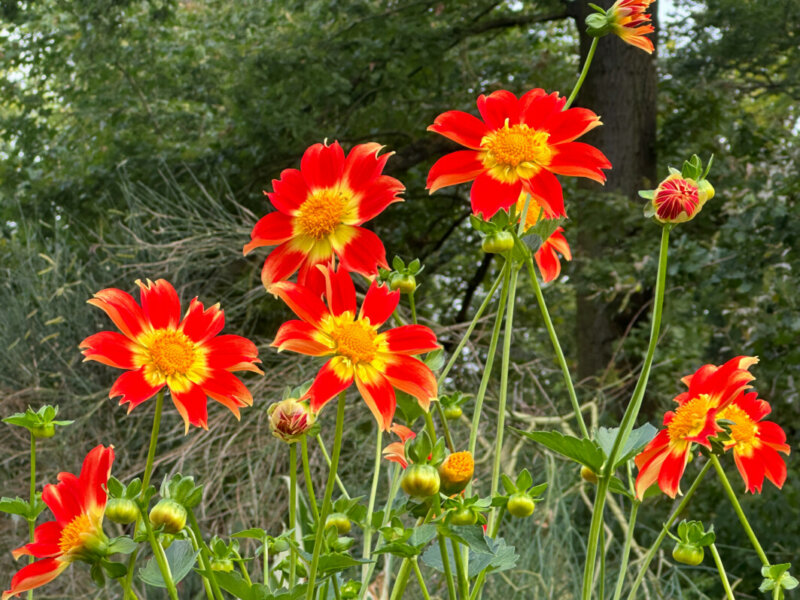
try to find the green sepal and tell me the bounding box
[760,563,798,593]
[3,405,73,438]
[101,559,128,579]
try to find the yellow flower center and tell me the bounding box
[332,321,378,364]
[481,122,553,182]
[59,514,92,555]
[667,394,714,442]
[296,188,349,240]
[148,329,196,376]
[718,404,757,447]
[441,451,474,481]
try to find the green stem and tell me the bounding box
[360,428,383,584]
[469,507,506,600]
[710,455,770,566]
[709,543,735,600]
[489,263,521,529]
[438,270,504,387]
[289,443,298,588]
[565,37,598,109]
[598,523,606,600]
[27,434,36,600]
[185,525,214,600]
[524,255,589,439]
[439,533,458,600]
[142,509,179,600]
[301,436,320,519]
[389,559,413,600]
[611,501,640,600]
[233,548,253,586]
[187,510,224,600]
[626,459,712,600]
[412,557,433,600]
[315,433,350,499]
[586,226,671,600]
[434,402,456,452]
[305,393,347,600]
[408,291,417,325]
[468,257,512,457]
[452,539,470,600]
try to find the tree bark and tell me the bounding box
[566,0,658,381]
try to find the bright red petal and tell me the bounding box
[470,172,521,219]
[382,325,439,355]
[333,226,389,278]
[200,369,253,419]
[548,142,611,183]
[268,280,330,326]
[136,279,180,331]
[525,169,565,218]
[205,334,262,373]
[180,299,225,344]
[12,522,62,559]
[519,89,564,131]
[426,150,484,194]
[170,382,210,433]
[359,280,400,327]
[657,446,690,498]
[354,175,405,224]
[301,141,345,190]
[87,288,147,340]
[109,368,164,412]
[355,365,396,431]
[343,143,391,190]
[476,90,519,129]
[308,357,354,412]
[323,265,357,317]
[427,110,489,150]
[243,211,296,255]
[535,245,561,283]
[273,320,332,356]
[546,107,602,144]
[78,445,114,516]
[260,239,312,288]
[268,168,309,215]
[381,355,437,411]
[2,558,69,600]
[79,331,136,369]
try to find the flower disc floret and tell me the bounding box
[481,122,554,181]
[296,189,350,239]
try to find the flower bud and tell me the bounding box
[325,512,352,535]
[401,464,440,498]
[210,558,234,572]
[30,423,56,439]
[268,398,315,443]
[105,498,139,525]
[651,173,712,224]
[580,466,599,484]
[390,273,417,294]
[438,451,474,495]
[507,493,535,518]
[585,12,613,37]
[149,499,187,534]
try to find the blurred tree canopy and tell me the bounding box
[1,0,798,596]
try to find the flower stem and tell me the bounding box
[305,392,347,600]
[452,538,470,600]
[289,443,298,588]
[360,428,383,584]
[142,509,179,600]
[142,389,165,492]
[566,37,598,109]
[626,459,712,600]
[185,523,214,600]
[27,434,36,600]
[412,557,432,600]
[408,291,417,325]
[709,543,735,600]
[586,225,671,600]
[439,270,504,387]
[301,436,319,519]
[524,254,589,438]
[315,433,350,499]
[611,501,640,600]
[489,263,521,529]
[187,509,224,600]
[468,256,512,458]
[710,455,770,566]
[439,533,458,600]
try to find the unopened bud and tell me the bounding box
[268,398,315,443]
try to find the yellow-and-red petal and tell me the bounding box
[307,357,354,412]
[170,382,210,433]
[381,354,437,411]
[268,280,330,326]
[87,288,147,340]
[359,280,400,327]
[426,150,485,194]
[110,368,165,412]
[427,110,489,150]
[548,142,611,183]
[301,141,346,191]
[205,334,262,373]
[273,320,333,356]
[524,169,565,219]
[332,225,389,278]
[136,279,181,331]
[268,168,309,215]
[382,325,439,355]
[260,238,318,288]
[243,211,295,255]
[355,363,396,432]
[79,331,136,369]
[180,298,225,345]
[470,172,522,219]
[2,558,70,600]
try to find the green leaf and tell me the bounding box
[637,189,655,200]
[107,536,138,555]
[408,524,437,547]
[607,477,633,499]
[424,349,444,372]
[139,539,199,588]
[0,497,31,517]
[395,392,425,425]
[437,524,491,554]
[392,256,405,271]
[500,474,516,495]
[232,529,268,542]
[515,469,533,491]
[107,476,125,498]
[317,553,371,573]
[101,559,128,578]
[515,430,605,471]
[596,423,657,467]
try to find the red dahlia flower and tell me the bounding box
[716,392,790,493]
[609,0,656,54]
[427,89,611,219]
[634,356,758,499]
[3,446,114,600]
[383,423,416,469]
[80,279,262,433]
[244,141,403,289]
[269,266,439,430]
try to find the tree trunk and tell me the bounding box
[566,0,658,381]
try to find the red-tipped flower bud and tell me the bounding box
[268,398,315,443]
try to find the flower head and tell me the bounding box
[269,266,440,430]
[634,356,758,499]
[716,392,790,493]
[438,451,475,495]
[80,279,262,433]
[427,89,611,219]
[3,446,114,600]
[268,398,316,443]
[652,173,714,224]
[608,0,656,54]
[383,423,416,469]
[244,141,403,289]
